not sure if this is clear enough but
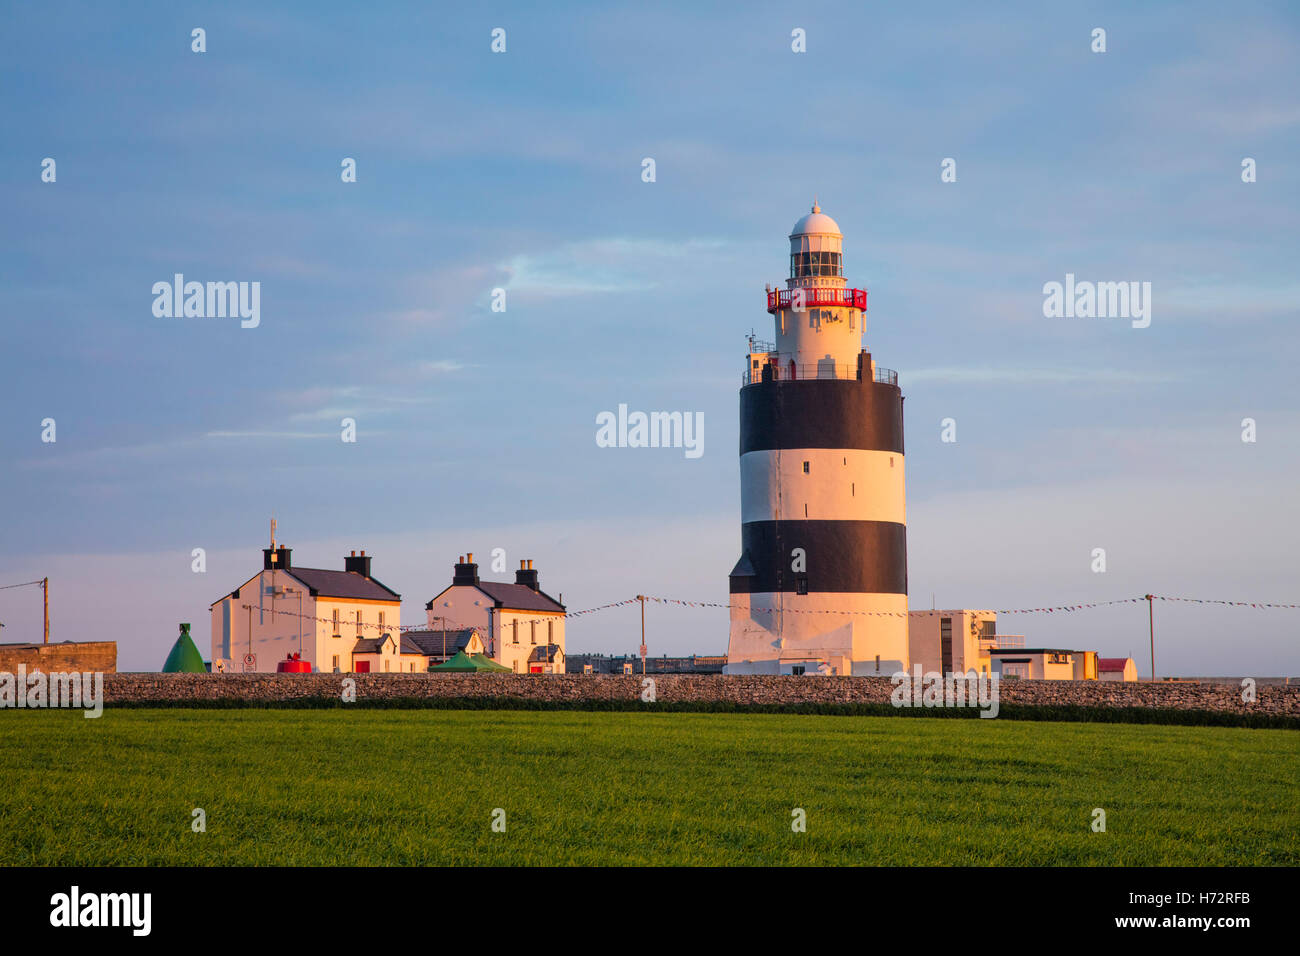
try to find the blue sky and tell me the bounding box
[2,1,1298,673]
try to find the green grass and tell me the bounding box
[2,710,1296,865]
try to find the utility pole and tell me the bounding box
[637,595,647,674]
[429,615,448,661]
[42,577,49,644]
[1146,594,1157,680]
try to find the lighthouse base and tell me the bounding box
[724,592,908,676]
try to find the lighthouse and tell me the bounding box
[725,204,908,676]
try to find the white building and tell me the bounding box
[908,610,999,677]
[210,543,402,674]
[424,555,566,674]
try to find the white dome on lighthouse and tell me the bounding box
[790,202,842,237]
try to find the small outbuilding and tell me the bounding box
[1098,657,1138,681]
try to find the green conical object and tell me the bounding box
[163,622,207,673]
[430,649,511,672]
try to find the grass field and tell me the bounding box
[2,709,1296,865]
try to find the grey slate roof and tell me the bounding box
[527,643,563,663]
[286,567,400,602]
[476,581,565,613]
[352,634,395,654]
[403,628,481,657]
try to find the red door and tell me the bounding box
[355,660,370,673]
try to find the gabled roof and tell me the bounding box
[477,581,565,612]
[285,567,400,602]
[1098,657,1132,670]
[427,581,564,613]
[353,634,395,655]
[527,643,564,663]
[403,628,481,657]
[211,566,399,608]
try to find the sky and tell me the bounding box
[1,1,1297,674]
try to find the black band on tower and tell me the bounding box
[729,519,908,594]
[740,378,904,455]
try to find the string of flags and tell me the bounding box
[634,595,1300,618]
[241,592,1300,636]
[239,596,644,635]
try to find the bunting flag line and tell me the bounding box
[238,592,1300,638]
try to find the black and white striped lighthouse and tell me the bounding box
[725,204,908,676]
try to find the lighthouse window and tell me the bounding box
[802,461,810,473]
[790,252,842,278]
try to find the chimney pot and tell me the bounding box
[467,552,474,563]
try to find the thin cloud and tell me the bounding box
[905,367,1184,386]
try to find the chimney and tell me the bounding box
[263,545,292,570]
[453,553,479,586]
[344,550,372,578]
[515,558,539,591]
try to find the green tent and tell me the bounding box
[163,622,207,673]
[430,650,511,672]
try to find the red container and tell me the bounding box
[276,652,312,673]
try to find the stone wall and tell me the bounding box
[94,672,1300,718]
[0,642,117,674]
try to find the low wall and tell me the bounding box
[95,672,1300,717]
[0,642,116,673]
